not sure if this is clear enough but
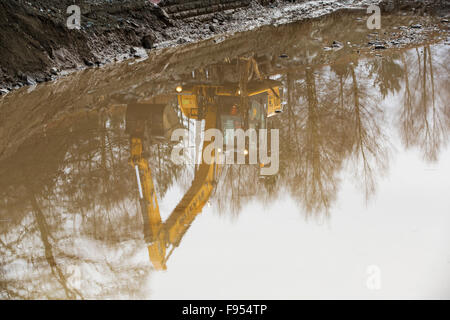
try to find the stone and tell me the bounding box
[83,59,94,66]
[332,40,343,48]
[177,37,188,44]
[142,34,156,49]
[25,76,36,85]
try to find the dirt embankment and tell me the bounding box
[0,0,449,94]
[0,0,170,92]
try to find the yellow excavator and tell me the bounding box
[127,58,283,271]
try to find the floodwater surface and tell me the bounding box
[0,12,449,299]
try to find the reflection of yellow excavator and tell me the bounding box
[127,102,220,270]
[176,77,282,159]
[176,80,282,121]
[176,80,282,117]
[176,57,282,126]
[127,59,283,270]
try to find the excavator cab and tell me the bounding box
[176,79,282,162]
[176,79,282,123]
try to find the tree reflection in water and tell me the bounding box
[0,41,448,299]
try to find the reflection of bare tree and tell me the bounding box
[214,165,257,216]
[275,58,389,212]
[283,68,346,216]
[296,69,337,214]
[369,55,404,98]
[210,57,391,216]
[0,108,178,299]
[1,42,449,298]
[30,192,82,299]
[398,46,449,162]
[348,63,388,200]
[147,143,185,198]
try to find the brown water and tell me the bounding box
[0,12,449,299]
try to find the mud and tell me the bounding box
[0,8,448,161]
[0,0,449,94]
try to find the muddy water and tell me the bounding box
[0,12,449,299]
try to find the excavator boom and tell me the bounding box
[129,104,219,270]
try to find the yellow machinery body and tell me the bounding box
[177,81,282,120]
[129,74,282,270]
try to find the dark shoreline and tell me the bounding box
[0,0,448,94]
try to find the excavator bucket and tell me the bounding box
[125,103,182,141]
[125,103,165,138]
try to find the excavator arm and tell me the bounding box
[129,105,219,270]
[130,136,166,269]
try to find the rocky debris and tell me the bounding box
[25,76,36,86]
[0,0,449,93]
[332,40,344,48]
[130,47,147,58]
[50,67,58,75]
[380,0,450,15]
[83,59,95,67]
[177,37,189,44]
[142,34,156,49]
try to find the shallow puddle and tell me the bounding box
[0,11,449,299]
